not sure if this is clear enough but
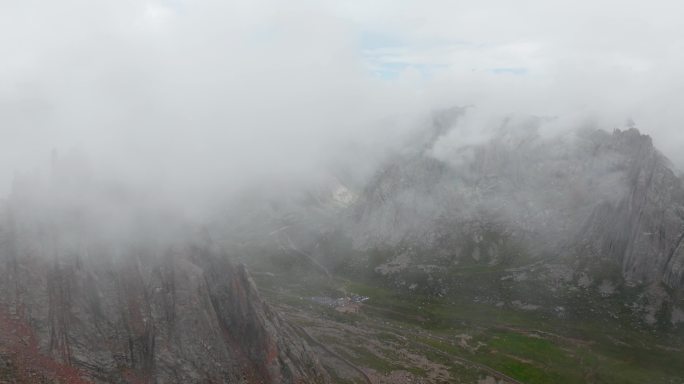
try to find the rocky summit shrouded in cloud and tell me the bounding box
[2,1,684,383]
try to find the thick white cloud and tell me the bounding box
[335,0,684,163]
[0,1,420,200]
[1,0,683,206]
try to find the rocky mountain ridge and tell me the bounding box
[0,160,329,384]
[347,114,684,291]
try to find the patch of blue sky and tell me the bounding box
[368,61,449,80]
[368,62,409,79]
[359,31,487,80]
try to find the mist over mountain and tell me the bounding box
[0,155,330,383]
[196,108,684,326]
[3,102,684,382]
[3,1,684,383]
[3,109,684,382]
[344,113,684,297]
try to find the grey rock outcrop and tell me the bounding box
[346,111,684,292]
[576,128,684,289]
[0,158,329,384]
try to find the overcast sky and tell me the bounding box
[1,0,683,201]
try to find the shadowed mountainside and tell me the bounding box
[0,158,329,384]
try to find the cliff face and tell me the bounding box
[0,243,328,384]
[0,164,329,384]
[346,114,684,293]
[576,129,684,289]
